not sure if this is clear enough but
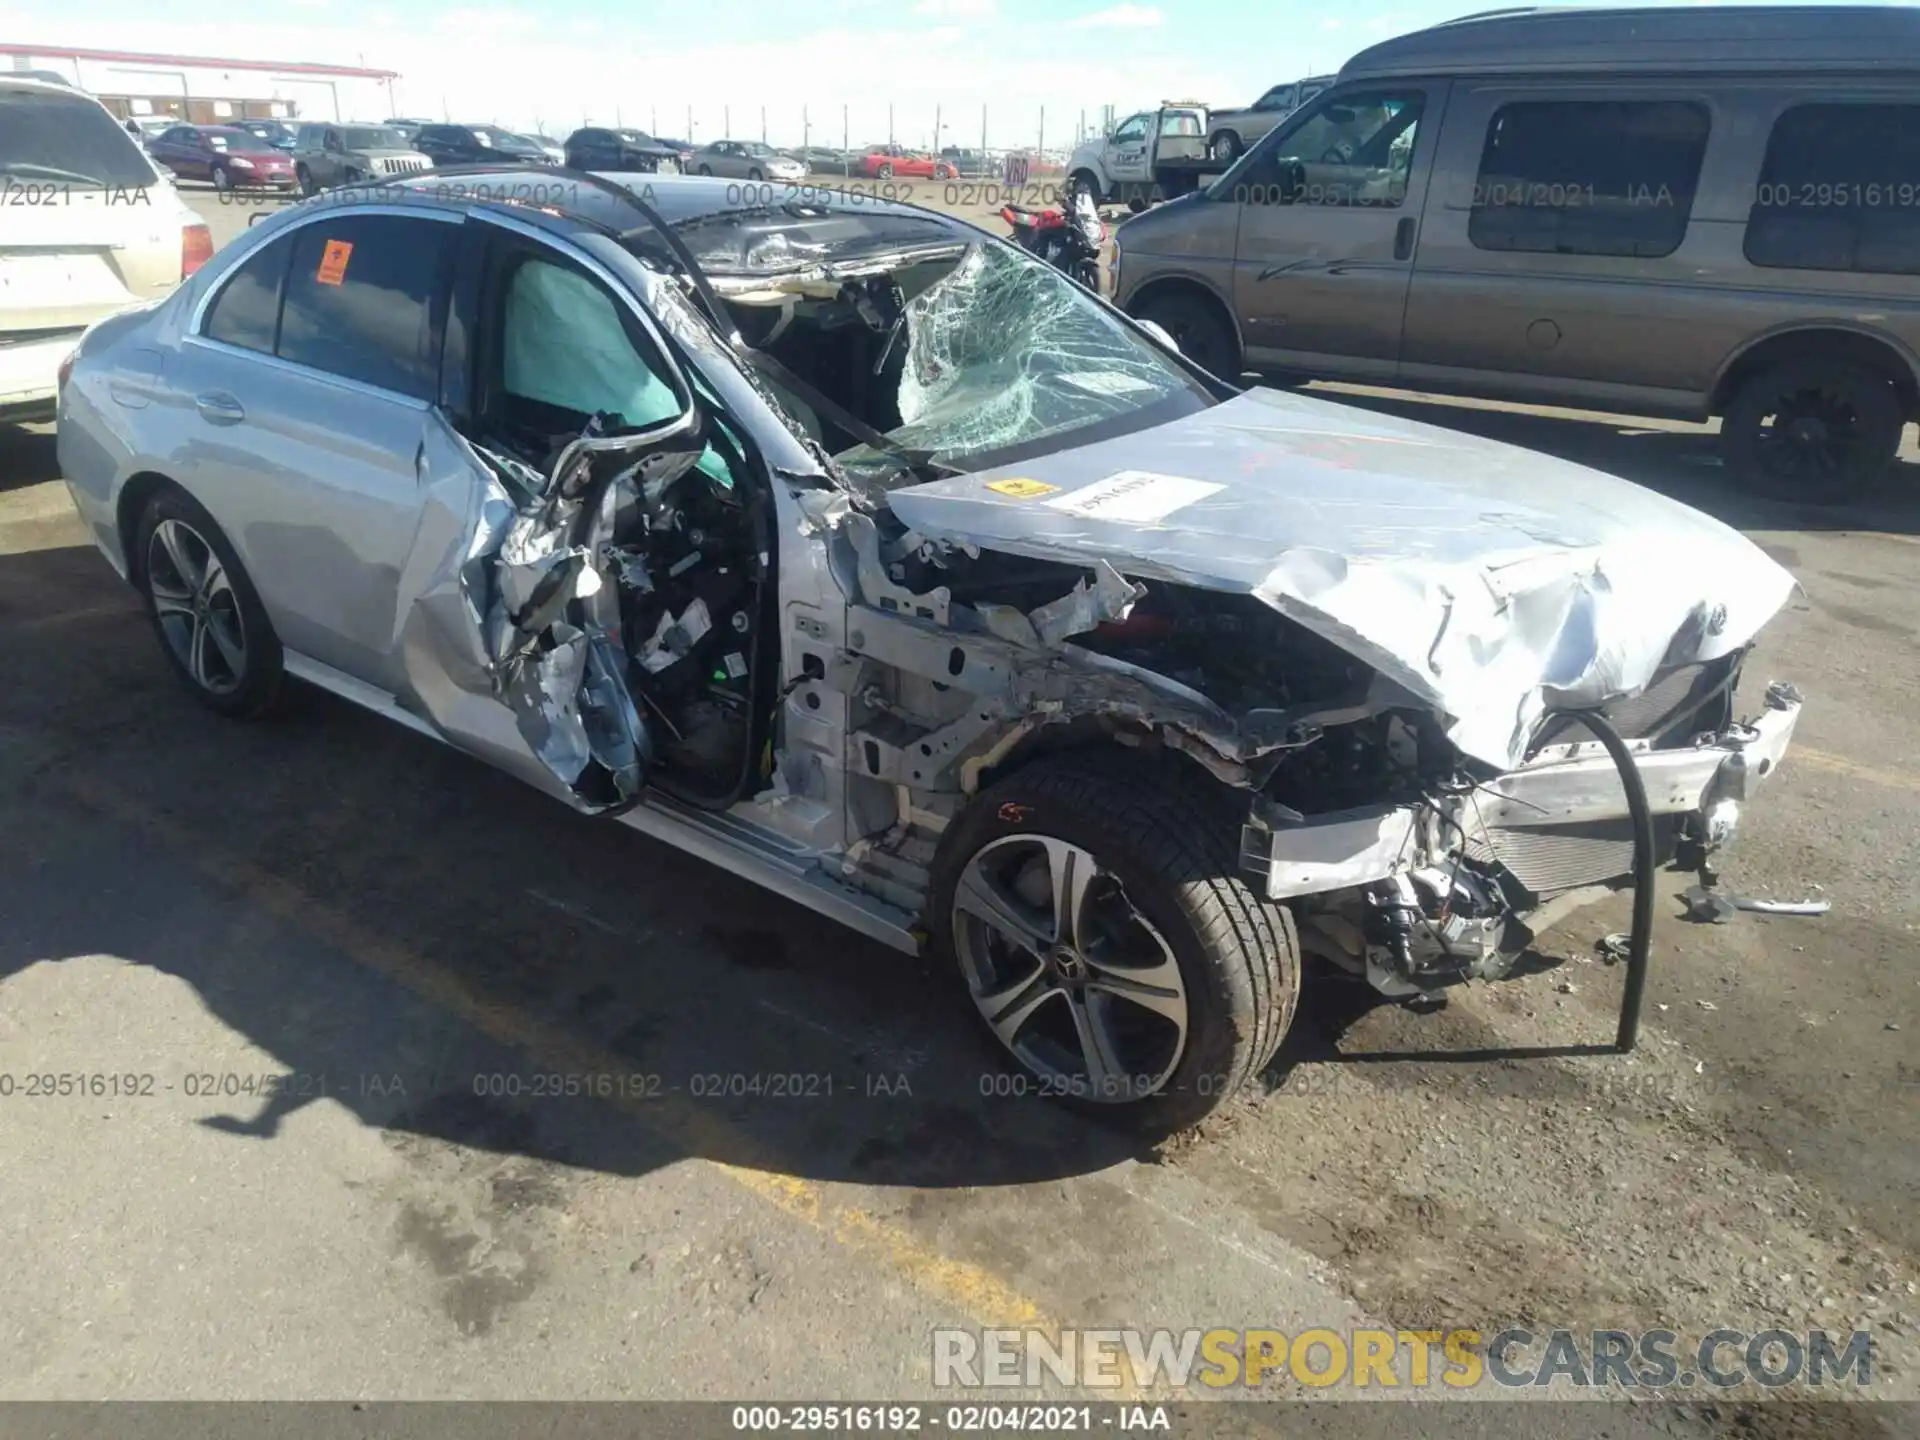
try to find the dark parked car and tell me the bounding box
[146,123,296,192]
[563,126,682,173]
[409,123,549,167]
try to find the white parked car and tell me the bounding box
[1,76,208,423]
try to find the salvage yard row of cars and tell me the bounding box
[13,4,1916,1127]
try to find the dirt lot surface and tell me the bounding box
[0,184,1914,1434]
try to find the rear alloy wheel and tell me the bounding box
[931,755,1298,1131]
[1131,290,1240,381]
[697,163,713,176]
[1209,132,1241,164]
[1722,358,1905,504]
[877,162,894,180]
[135,489,284,718]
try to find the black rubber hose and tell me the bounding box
[1562,709,1657,1052]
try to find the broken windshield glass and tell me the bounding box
[835,243,1212,486]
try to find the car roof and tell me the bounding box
[376,168,969,276]
[1340,4,1920,79]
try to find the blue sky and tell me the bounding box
[0,1,1835,146]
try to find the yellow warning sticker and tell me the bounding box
[985,477,1060,498]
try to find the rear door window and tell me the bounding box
[1468,100,1710,258]
[0,85,159,189]
[276,214,460,399]
[1745,103,1920,276]
[202,232,295,353]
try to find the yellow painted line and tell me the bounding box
[41,769,1154,1395]
[1791,746,1920,795]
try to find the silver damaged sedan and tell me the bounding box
[56,171,1806,1129]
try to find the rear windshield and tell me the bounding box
[0,86,158,188]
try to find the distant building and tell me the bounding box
[1,44,398,125]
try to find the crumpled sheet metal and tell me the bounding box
[884,387,1799,771]
[390,414,643,809]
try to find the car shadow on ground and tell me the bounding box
[1310,383,1920,539]
[0,424,58,495]
[0,538,1164,1196]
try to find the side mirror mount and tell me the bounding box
[1274,159,1306,204]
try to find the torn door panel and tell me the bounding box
[884,387,1799,771]
[390,412,648,811]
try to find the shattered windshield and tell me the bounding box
[834,243,1213,485]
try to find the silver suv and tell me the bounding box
[292,122,429,194]
[56,172,1804,1128]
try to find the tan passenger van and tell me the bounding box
[1109,5,1920,501]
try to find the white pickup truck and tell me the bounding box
[1063,103,1226,211]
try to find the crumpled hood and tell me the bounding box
[885,387,1798,770]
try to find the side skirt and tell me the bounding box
[280,650,924,957]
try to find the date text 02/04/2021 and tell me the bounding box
[729,1405,1173,1433]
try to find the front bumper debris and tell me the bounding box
[1248,682,1804,903]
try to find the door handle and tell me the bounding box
[1394,216,1416,261]
[194,392,245,425]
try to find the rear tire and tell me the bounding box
[1131,289,1240,380]
[929,753,1299,1133]
[132,487,285,719]
[1722,357,1905,504]
[1209,132,1241,164]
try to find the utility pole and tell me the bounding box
[980,102,987,160]
[761,105,767,144]
[1037,106,1044,157]
[724,104,731,139]
[888,103,895,148]
[687,104,694,143]
[933,104,941,155]
[803,104,810,152]
[615,103,623,128]
[842,104,848,155]
[651,106,657,134]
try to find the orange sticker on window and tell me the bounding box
[315,239,353,286]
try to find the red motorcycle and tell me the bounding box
[1000,190,1104,290]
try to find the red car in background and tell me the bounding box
[855,144,957,180]
[146,123,297,192]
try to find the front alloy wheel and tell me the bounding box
[954,835,1191,1104]
[932,754,1298,1130]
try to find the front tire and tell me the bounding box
[1209,132,1241,164]
[877,162,894,180]
[1722,357,1905,504]
[212,164,234,194]
[1131,289,1240,380]
[133,488,285,719]
[295,163,317,196]
[929,754,1299,1132]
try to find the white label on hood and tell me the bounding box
[1059,370,1159,397]
[1044,470,1225,524]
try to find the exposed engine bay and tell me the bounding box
[433,216,1798,1010]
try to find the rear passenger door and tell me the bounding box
[175,208,466,690]
[1399,87,1719,405]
